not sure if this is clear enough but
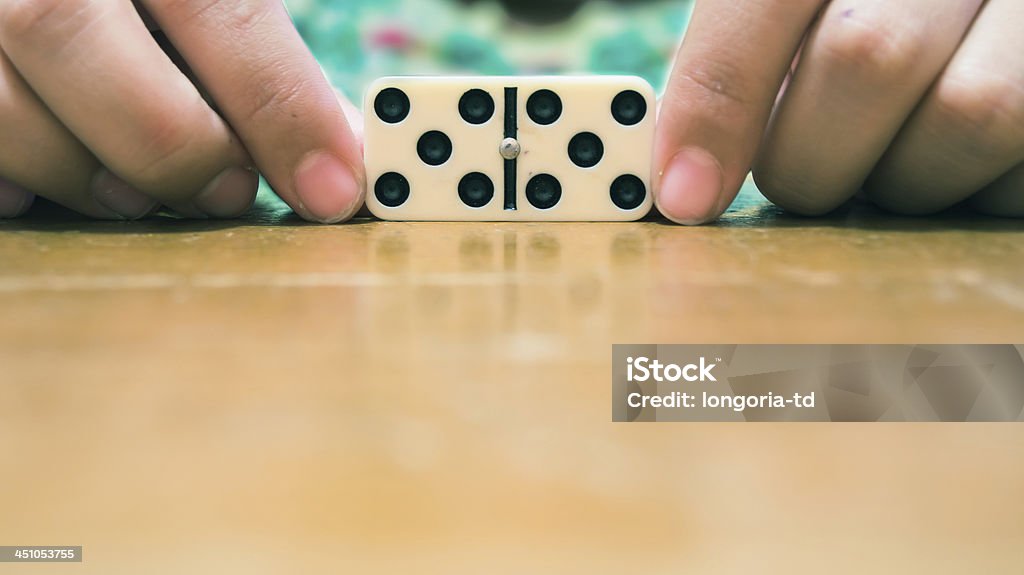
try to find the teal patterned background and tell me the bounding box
[286,0,693,103]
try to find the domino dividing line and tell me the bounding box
[504,87,517,211]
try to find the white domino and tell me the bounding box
[364,76,656,221]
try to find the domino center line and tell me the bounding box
[504,87,517,211]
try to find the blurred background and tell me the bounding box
[285,0,693,99]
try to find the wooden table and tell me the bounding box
[2,184,1023,574]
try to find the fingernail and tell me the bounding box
[193,167,259,218]
[293,151,362,223]
[0,179,33,218]
[657,147,723,225]
[91,170,157,220]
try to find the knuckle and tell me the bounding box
[219,0,273,34]
[752,164,845,216]
[671,56,758,111]
[932,70,1024,148]
[0,0,78,40]
[161,0,273,33]
[120,111,200,190]
[116,101,242,199]
[160,0,215,23]
[817,20,924,81]
[237,67,311,126]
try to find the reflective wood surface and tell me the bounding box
[2,185,1023,574]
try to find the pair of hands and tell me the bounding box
[0,0,1020,223]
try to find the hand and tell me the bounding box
[0,0,364,222]
[655,0,1024,223]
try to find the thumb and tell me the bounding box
[654,0,821,224]
[336,87,364,146]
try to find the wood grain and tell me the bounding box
[1,184,1022,574]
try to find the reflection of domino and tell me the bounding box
[364,76,656,221]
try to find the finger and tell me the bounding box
[336,87,374,219]
[969,162,1024,217]
[655,0,823,224]
[865,0,1024,214]
[337,88,365,147]
[0,0,256,217]
[0,49,154,219]
[754,0,983,215]
[0,177,33,218]
[144,0,365,223]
